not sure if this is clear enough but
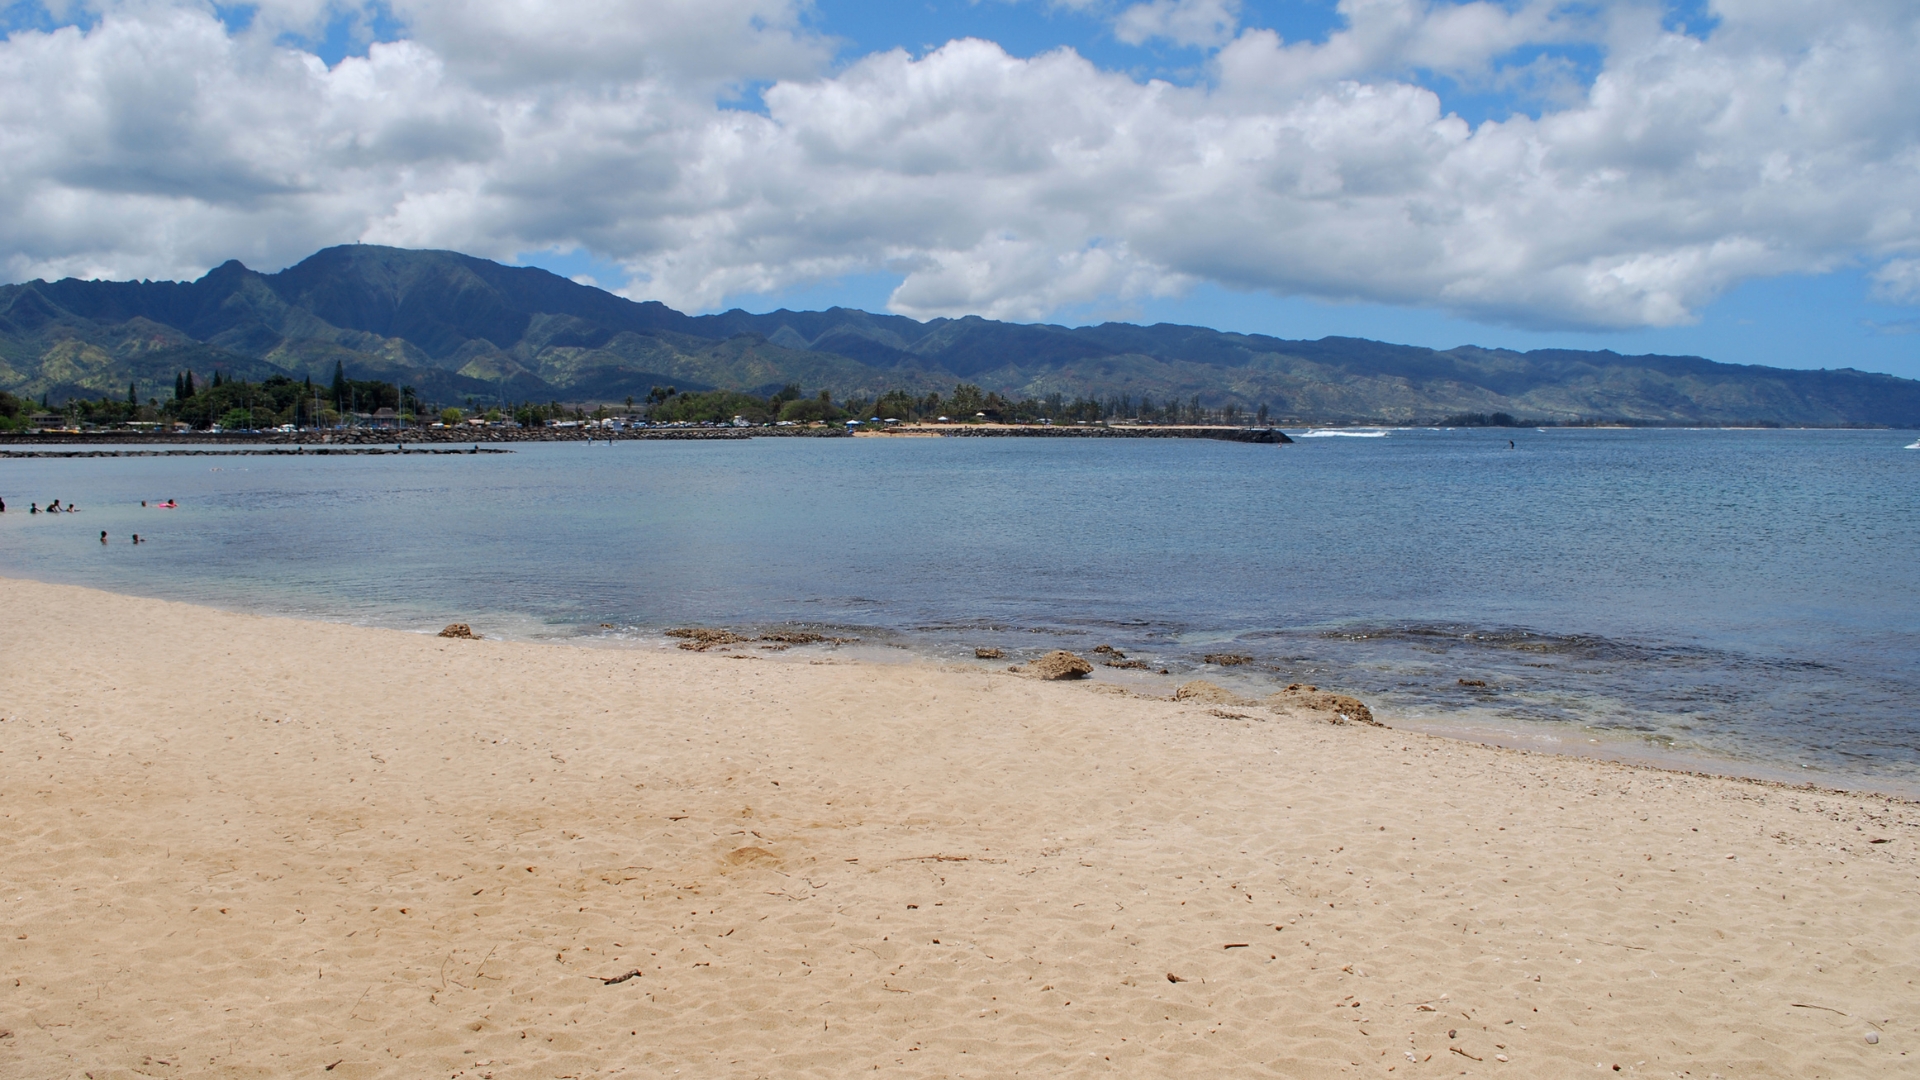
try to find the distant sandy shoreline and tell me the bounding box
[0,421,1288,446]
[2,577,1914,1077]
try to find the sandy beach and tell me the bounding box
[1,577,1914,1079]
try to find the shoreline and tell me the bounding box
[6,425,1910,449]
[656,631,1920,802]
[0,422,1290,447]
[3,576,1916,1077]
[1,567,1910,801]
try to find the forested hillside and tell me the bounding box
[3,245,1916,426]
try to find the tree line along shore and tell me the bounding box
[6,366,1885,438]
[2,367,1294,445]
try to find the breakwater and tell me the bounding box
[1,446,515,458]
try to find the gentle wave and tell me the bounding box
[1297,429,1389,438]
[1906,440,1919,449]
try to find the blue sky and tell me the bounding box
[4,1,1917,379]
[512,1,1919,377]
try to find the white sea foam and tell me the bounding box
[1906,440,1919,449]
[1298,429,1389,438]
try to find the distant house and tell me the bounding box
[27,413,65,431]
[372,407,400,429]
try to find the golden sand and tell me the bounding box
[1,577,1914,1078]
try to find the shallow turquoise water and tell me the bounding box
[3,429,1916,788]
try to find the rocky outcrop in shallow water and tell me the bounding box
[1175,680,1253,705]
[1024,651,1094,680]
[1267,684,1379,726]
[666,628,752,651]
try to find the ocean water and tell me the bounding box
[3,429,1916,791]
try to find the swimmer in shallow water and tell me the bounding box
[100,531,108,544]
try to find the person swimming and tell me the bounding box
[100,531,108,544]
[30,502,39,514]
[131,533,142,544]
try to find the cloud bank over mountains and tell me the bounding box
[2,0,1917,332]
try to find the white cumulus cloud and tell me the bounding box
[1114,0,1241,49]
[1871,260,1920,306]
[1214,0,1592,95]
[1,0,1919,331]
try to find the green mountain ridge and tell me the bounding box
[2,243,1916,426]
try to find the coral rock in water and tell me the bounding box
[1026,650,1094,680]
[1175,680,1250,705]
[1267,687,1379,726]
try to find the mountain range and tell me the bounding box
[2,244,1916,426]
